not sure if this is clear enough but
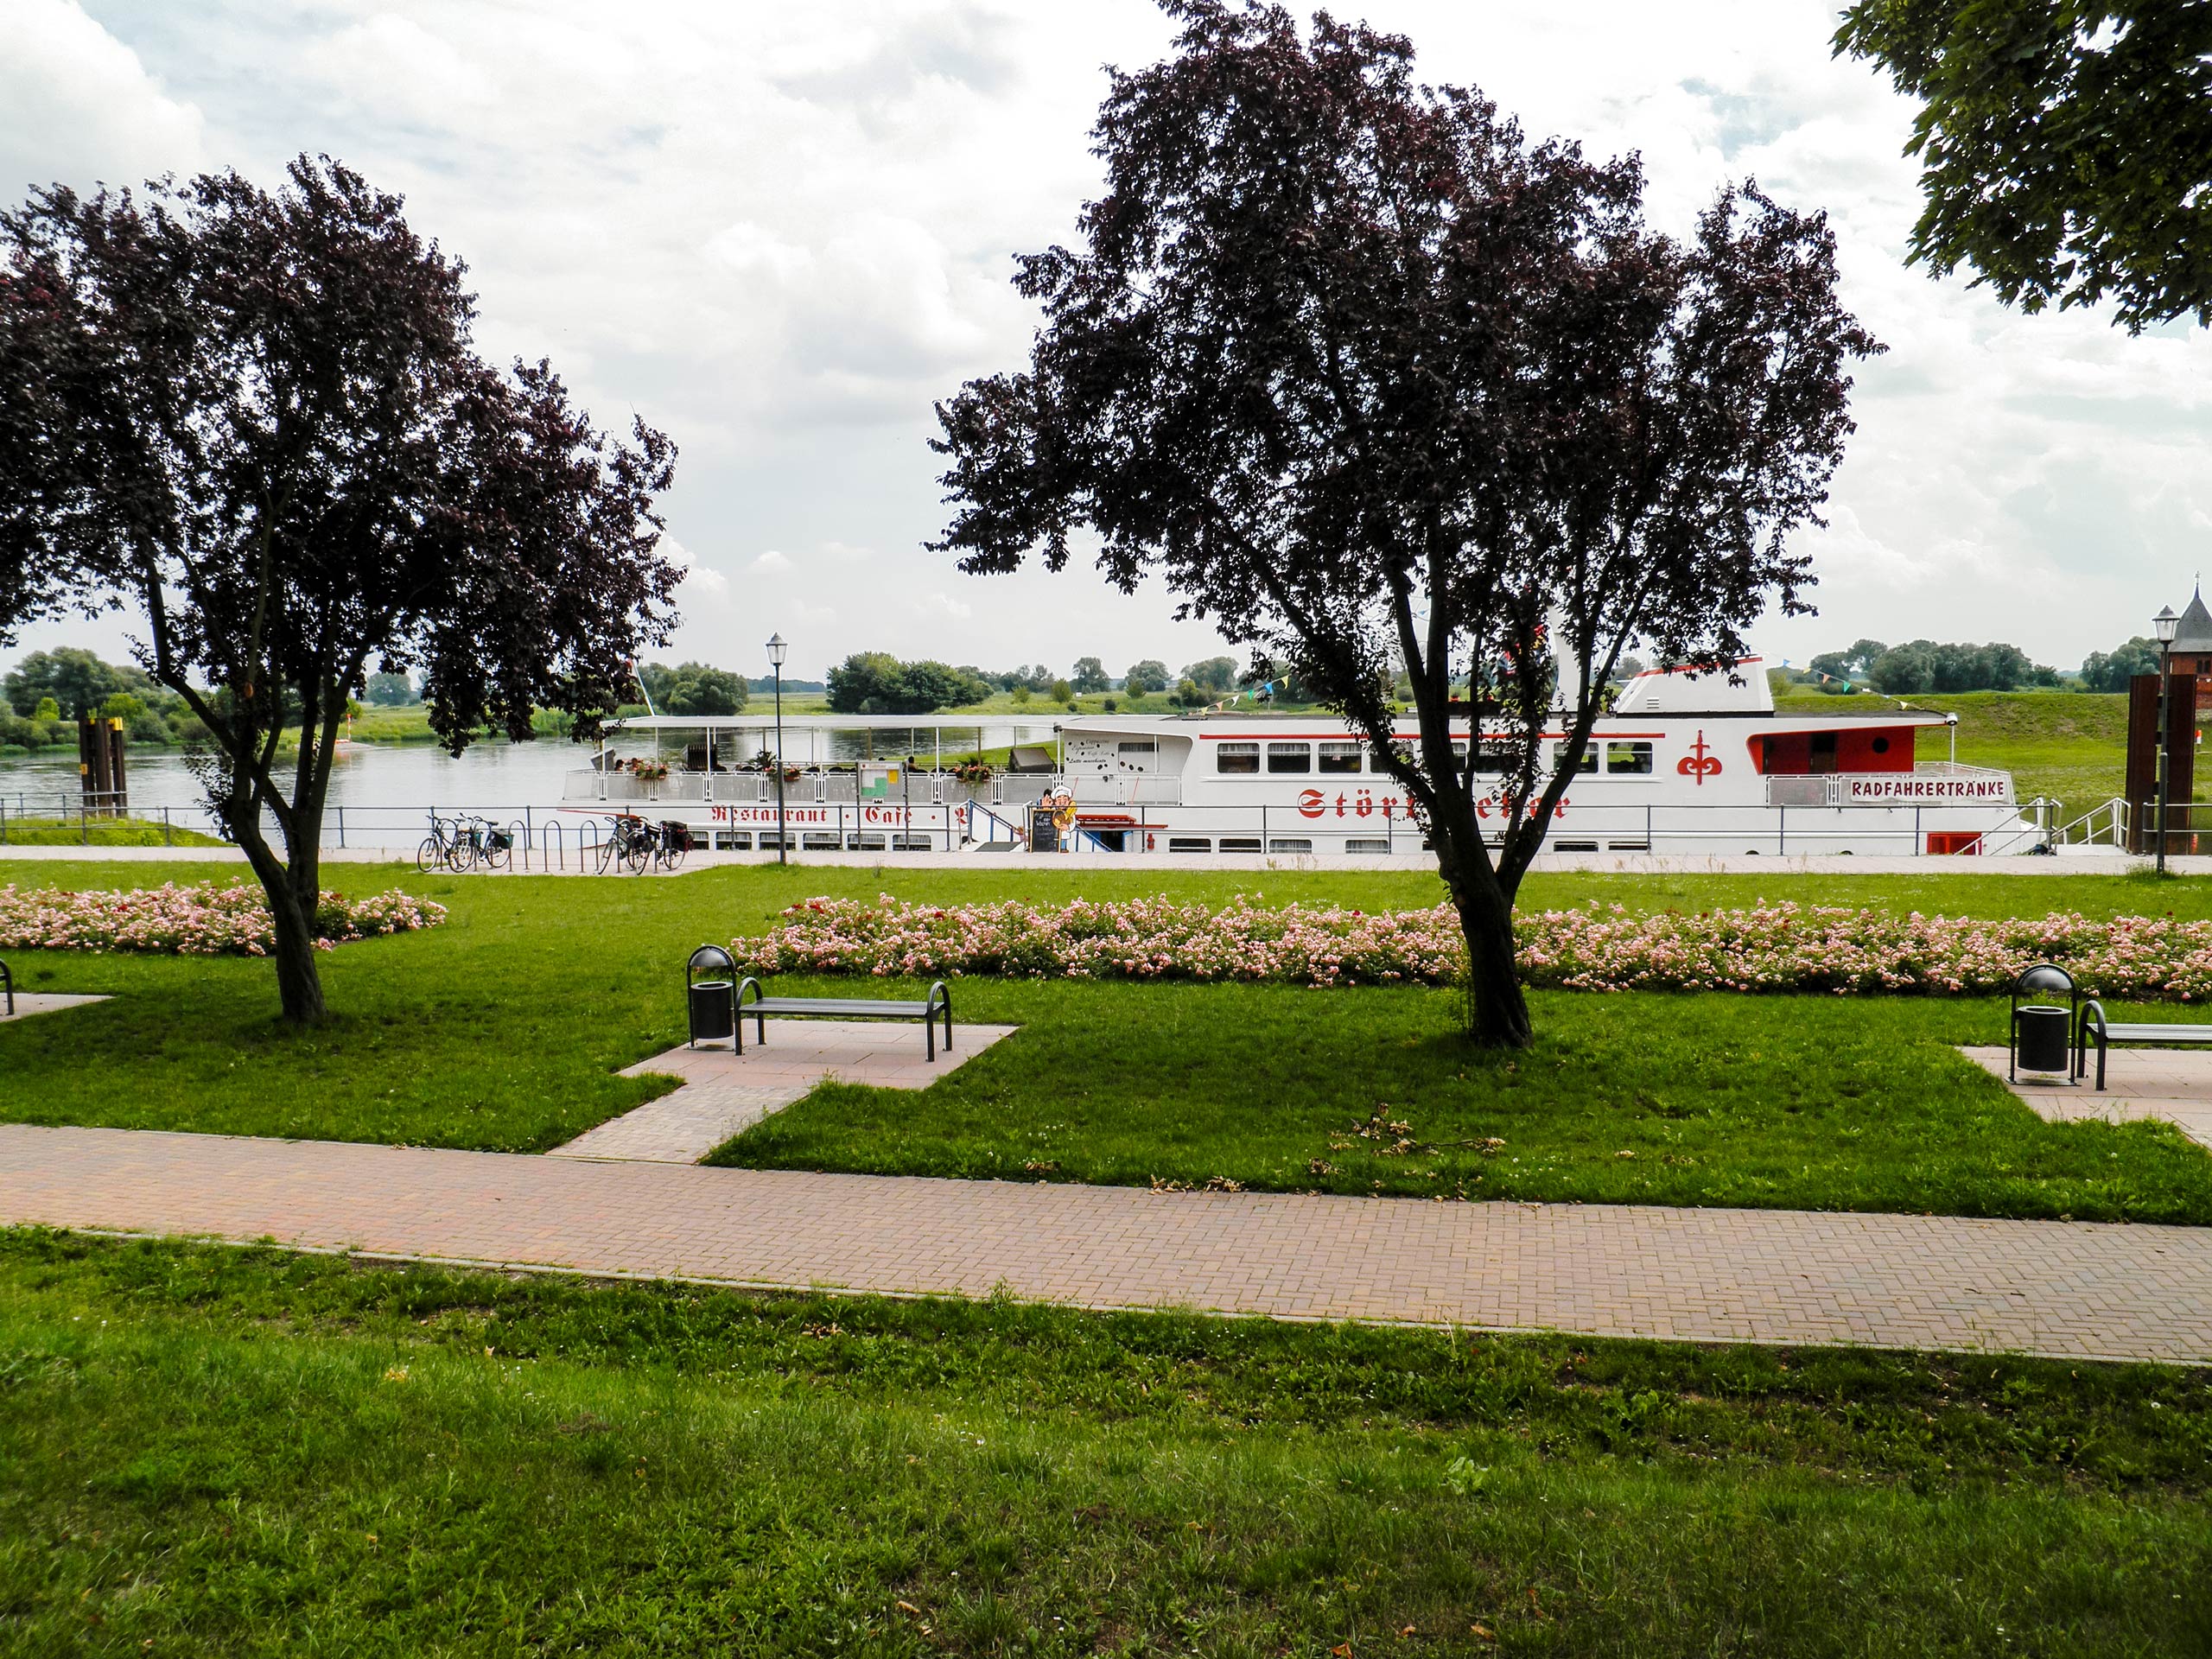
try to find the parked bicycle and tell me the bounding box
[596,814,690,874]
[416,813,474,873]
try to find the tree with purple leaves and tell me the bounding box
[0,156,679,1023]
[929,1,1880,1046]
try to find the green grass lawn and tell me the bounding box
[3,1231,2208,1656]
[5,860,2212,1223]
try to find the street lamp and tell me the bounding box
[766,632,788,867]
[2154,606,2179,874]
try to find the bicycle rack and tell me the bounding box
[505,819,528,872]
[537,817,566,872]
[578,817,603,873]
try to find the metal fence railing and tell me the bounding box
[0,791,2165,861]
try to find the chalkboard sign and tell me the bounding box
[1028,805,1060,854]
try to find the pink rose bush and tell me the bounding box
[0,882,447,957]
[734,894,2212,1001]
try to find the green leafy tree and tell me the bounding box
[1,158,679,1023]
[1182,655,1237,695]
[3,645,117,715]
[826,652,988,714]
[639,660,747,715]
[1836,1,2212,331]
[363,670,416,706]
[1070,655,1111,692]
[1050,677,1075,704]
[931,3,1875,1045]
[2082,635,2160,692]
[1125,658,1169,693]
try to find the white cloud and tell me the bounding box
[920,591,972,620]
[0,1,203,193]
[4,0,2208,682]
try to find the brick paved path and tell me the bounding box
[5,1123,2209,1362]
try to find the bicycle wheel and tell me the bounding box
[448,838,478,874]
[661,840,686,872]
[483,833,511,872]
[626,836,652,874]
[416,836,441,874]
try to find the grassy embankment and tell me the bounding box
[0,814,226,848]
[1773,685,2133,818]
[1,1231,2208,1656]
[4,860,2209,1223]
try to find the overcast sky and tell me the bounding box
[6,0,2209,686]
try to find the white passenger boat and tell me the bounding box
[557,662,2044,857]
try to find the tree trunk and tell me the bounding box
[265,874,328,1025]
[231,791,331,1026]
[1427,798,1534,1048]
[1450,868,1532,1048]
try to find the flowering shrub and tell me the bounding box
[0,882,447,957]
[734,894,2212,1001]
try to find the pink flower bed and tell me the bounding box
[734,894,2212,1001]
[0,882,448,957]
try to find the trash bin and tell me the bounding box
[2013,1005,2071,1073]
[2009,963,2081,1080]
[687,944,736,1048]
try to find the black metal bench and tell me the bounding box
[0,958,10,1017]
[2076,1000,2212,1090]
[734,976,953,1060]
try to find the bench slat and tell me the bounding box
[749,999,935,1017]
[2094,1026,2212,1043]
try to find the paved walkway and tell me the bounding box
[4,1122,2209,1363]
[550,1020,1017,1164]
[1,992,107,1024]
[1961,1046,2212,1149]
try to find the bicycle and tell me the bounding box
[416,813,475,874]
[652,819,690,873]
[468,814,516,872]
[598,813,654,874]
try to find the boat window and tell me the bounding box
[1118,741,1157,754]
[1167,837,1211,853]
[1219,836,1262,852]
[1318,741,1362,774]
[1344,837,1391,854]
[1267,742,1312,773]
[1268,838,1314,854]
[1554,744,1598,774]
[1605,741,1654,775]
[1472,741,1519,775]
[1217,741,1260,774]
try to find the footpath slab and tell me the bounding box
[550,1020,1018,1164]
[1961,1046,2212,1150]
[3,1122,2209,1363]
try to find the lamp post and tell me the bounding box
[767,632,788,867]
[2154,605,2179,874]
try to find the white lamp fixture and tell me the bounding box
[2154,605,2179,645]
[766,632,788,667]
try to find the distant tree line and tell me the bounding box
[2,647,207,751]
[1802,638,2062,695]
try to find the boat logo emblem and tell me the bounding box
[1677,730,1722,785]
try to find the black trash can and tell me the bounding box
[2008,963,2082,1081]
[2013,1005,2071,1073]
[687,944,737,1047]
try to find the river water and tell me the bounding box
[0,720,1060,848]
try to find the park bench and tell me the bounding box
[2076,1000,2212,1090]
[734,976,954,1061]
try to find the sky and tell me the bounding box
[3,0,2209,687]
